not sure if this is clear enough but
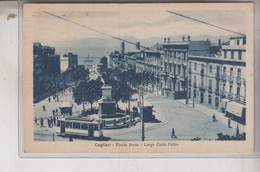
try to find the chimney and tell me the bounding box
[187,35,191,41]
[182,35,185,41]
[218,39,222,47]
[136,42,140,50]
[121,42,125,53]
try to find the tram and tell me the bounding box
[56,116,103,139]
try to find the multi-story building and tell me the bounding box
[160,37,211,99]
[188,36,246,119]
[64,52,78,69]
[33,42,60,103]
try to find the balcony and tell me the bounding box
[208,87,212,94]
[200,69,204,76]
[229,76,233,83]
[215,72,220,79]
[199,84,205,92]
[215,88,220,95]
[228,93,233,100]
[221,91,226,98]
[236,76,241,85]
[235,95,241,101]
[242,96,246,104]
[243,79,246,86]
[221,74,227,82]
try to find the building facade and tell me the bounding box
[33,42,61,102]
[188,36,246,114]
[64,52,78,69]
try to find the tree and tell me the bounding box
[121,82,138,114]
[73,78,103,115]
[99,56,108,73]
[73,80,88,114]
[84,79,102,111]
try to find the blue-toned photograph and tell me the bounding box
[31,4,249,143]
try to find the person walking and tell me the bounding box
[40,118,43,127]
[47,118,50,128]
[50,117,53,127]
[42,105,46,111]
[212,114,216,122]
[52,109,55,117]
[228,118,231,128]
[171,128,177,138]
[34,117,38,125]
[48,97,51,103]
[54,117,56,126]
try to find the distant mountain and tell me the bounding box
[54,35,231,57]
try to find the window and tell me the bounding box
[231,51,234,59]
[224,51,227,59]
[230,68,233,78]
[229,85,233,94]
[237,40,240,45]
[223,67,226,75]
[73,122,80,129]
[209,65,212,73]
[94,124,99,131]
[237,69,241,78]
[209,79,212,91]
[216,80,219,90]
[194,76,197,85]
[201,77,204,88]
[237,87,240,96]
[81,123,88,130]
[183,52,186,60]
[215,97,219,107]
[208,95,212,105]
[238,51,242,60]
[66,122,72,128]
[194,63,197,70]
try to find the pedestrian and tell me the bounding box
[47,118,50,128]
[34,117,37,125]
[52,109,55,116]
[228,118,231,128]
[50,117,53,127]
[42,105,46,111]
[171,128,177,138]
[54,117,56,126]
[48,97,51,103]
[40,118,43,127]
[212,114,216,122]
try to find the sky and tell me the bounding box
[32,4,248,57]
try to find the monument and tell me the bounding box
[98,84,131,128]
[98,85,116,118]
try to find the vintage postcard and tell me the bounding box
[23,3,254,154]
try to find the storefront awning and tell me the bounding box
[226,101,246,118]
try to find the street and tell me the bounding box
[34,90,239,141]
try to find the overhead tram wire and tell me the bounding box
[43,11,157,52]
[166,10,246,37]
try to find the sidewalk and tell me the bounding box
[177,99,245,133]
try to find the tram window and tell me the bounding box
[81,124,88,130]
[66,122,72,128]
[73,122,80,129]
[94,124,98,131]
[57,121,61,127]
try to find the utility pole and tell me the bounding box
[141,91,145,141]
[186,58,189,104]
